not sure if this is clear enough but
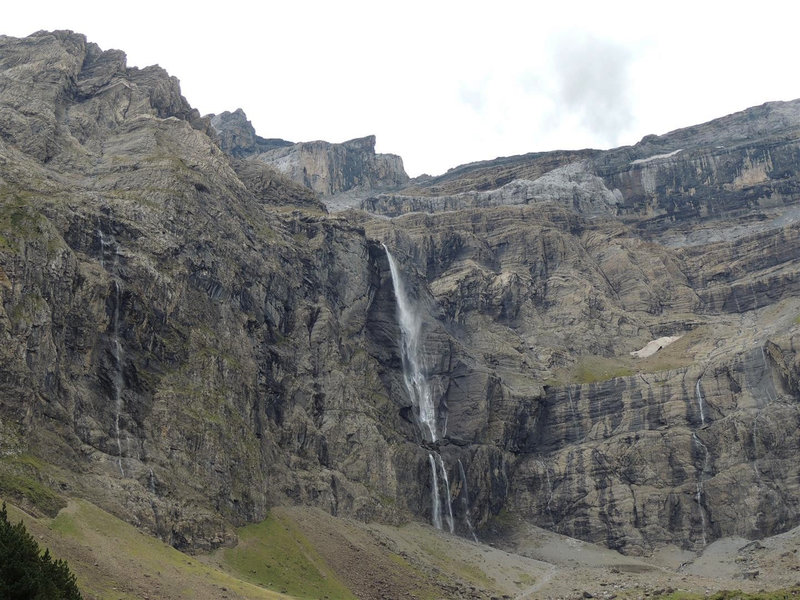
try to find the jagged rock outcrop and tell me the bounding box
[208,108,293,157]
[208,109,410,203]
[2,30,800,560]
[251,134,409,196]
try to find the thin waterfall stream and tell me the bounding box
[436,453,455,533]
[385,245,455,532]
[692,432,711,546]
[695,376,706,426]
[428,453,443,530]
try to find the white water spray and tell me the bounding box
[458,459,478,542]
[385,246,438,443]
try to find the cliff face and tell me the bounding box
[258,135,408,197]
[208,112,410,198]
[0,30,407,549]
[2,30,800,558]
[349,98,800,553]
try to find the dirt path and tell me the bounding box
[513,563,558,599]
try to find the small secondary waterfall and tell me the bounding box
[436,453,454,533]
[385,246,454,531]
[100,229,125,477]
[428,454,443,530]
[695,376,706,426]
[458,459,478,542]
[692,432,711,546]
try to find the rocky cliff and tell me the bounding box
[209,108,410,199]
[1,30,800,560]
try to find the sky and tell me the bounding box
[4,1,800,176]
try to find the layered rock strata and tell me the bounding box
[1,30,800,558]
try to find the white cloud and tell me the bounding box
[549,33,634,147]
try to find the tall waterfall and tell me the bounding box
[385,246,453,531]
[384,247,438,443]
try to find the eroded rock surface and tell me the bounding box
[2,30,800,559]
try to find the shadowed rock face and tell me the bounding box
[2,30,800,556]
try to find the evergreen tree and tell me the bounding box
[0,502,82,599]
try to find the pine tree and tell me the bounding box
[0,502,82,599]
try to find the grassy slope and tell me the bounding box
[207,512,356,600]
[2,498,296,600]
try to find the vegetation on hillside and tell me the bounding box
[0,502,82,599]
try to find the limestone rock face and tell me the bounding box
[208,108,293,157]
[348,98,800,554]
[252,135,409,196]
[0,30,407,550]
[2,30,800,559]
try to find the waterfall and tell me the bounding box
[386,245,456,531]
[428,454,443,530]
[458,459,478,542]
[695,376,706,426]
[692,433,711,546]
[436,453,454,533]
[384,246,438,443]
[100,229,125,477]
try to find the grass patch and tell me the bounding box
[0,192,46,254]
[549,328,705,386]
[514,571,536,587]
[14,499,292,600]
[419,539,493,588]
[573,356,634,384]
[0,455,65,516]
[218,512,356,600]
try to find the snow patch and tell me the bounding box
[630,335,682,358]
[631,149,683,165]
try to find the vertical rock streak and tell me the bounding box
[100,229,125,477]
[458,459,478,542]
[385,246,453,530]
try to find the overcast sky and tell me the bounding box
[5,1,800,176]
